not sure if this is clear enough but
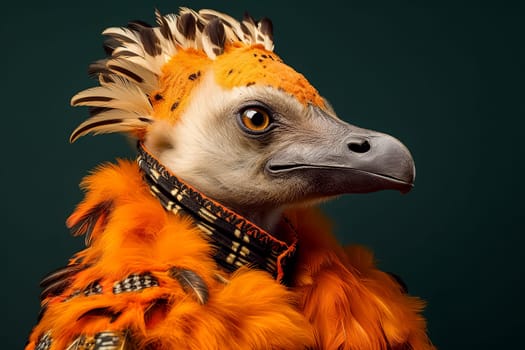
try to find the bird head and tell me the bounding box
[71,8,415,230]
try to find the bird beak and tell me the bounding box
[266,107,415,196]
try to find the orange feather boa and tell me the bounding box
[25,160,434,350]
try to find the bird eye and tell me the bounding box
[239,107,272,133]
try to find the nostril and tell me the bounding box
[348,140,371,153]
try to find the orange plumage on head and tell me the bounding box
[151,44,325,124]
[69,9,324,141]
[26,7,434,350]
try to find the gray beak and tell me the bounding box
[266,107,415,196]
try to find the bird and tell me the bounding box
[25,7,435,350]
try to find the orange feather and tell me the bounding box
[26,161,434,349]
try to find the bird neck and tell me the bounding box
[137,142,297,284]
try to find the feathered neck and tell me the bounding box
[137,142,297,283]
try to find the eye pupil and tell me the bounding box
[247,110,265,126]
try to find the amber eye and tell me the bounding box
[240,107,272,133]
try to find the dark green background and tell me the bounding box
[3,1,523,348]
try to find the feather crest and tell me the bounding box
[71,8,275,141]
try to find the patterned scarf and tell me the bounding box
[137,143,297,283]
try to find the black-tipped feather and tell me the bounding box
[127,19,153,29]
[70,119,123,143]
[205,18,225,52]
[77,307,122,323]
[128,22,161,56]
[40,279,71,300]
[100,74,115,84]
[88,106,113,117]
[155,9,173,41]
[240,22,251,37]
[40,264,86,289]
[103,37,122,55]
[243,12,256,25]
[169,267,209,305]
[88,60,111,78]
[258,17,273,41]
[196,17,206,32]
[177,13,196,40]
[107,64,144,83]
[69,200,112,242]
[40,263,89,300]
[112,49,140,58]
[103,32,136,45]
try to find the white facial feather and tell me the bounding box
[144,71,317,229]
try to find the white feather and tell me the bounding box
[199,9,243,43]
[241,16,258,45]
[71,77,152,116]
[257,21,274,51]
[70,109,152,142]
[106,58,158,94]
[102,27,142,45]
